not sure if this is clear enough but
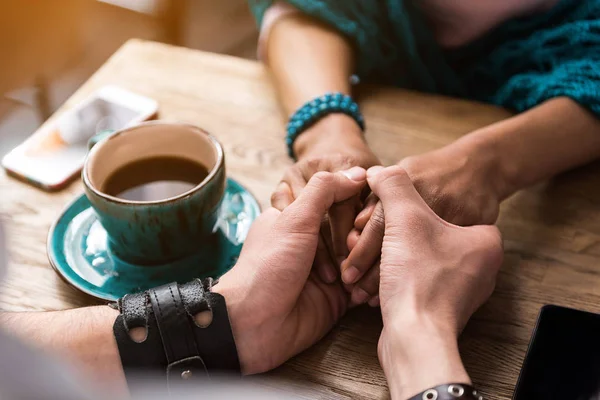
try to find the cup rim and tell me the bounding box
[82,121,224,206]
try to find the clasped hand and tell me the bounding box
[214,165,503,376]
[342,146,503,305]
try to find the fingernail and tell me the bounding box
[367,166,385,178]
[368,295,380,307]
[351,288,369,305]
[342,265,360,284]
[337,256,346,267]
[356,207,370,221]
[341,167,366,181]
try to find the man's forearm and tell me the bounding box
[266,13,366,158]
[0,307,126,395]
[462,97,600,199]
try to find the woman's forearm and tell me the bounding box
[267,12,354,113]
[266,12,366,158]
[461,97,600,199]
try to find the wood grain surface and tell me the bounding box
[2,39,600,399]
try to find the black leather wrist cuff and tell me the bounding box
[112,279,240,393]
[407,383,484,400]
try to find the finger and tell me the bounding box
[283,166,308,201]
[315,219,337,283]
[350,261,380,307]
[346,229,360,251]
[308,270,348,320]
[280,167,366,236]
[367,166,432,219]
[320,215,335,254]
[341,202,384,285]
[270,181,294,211]
[343,282,354,294]
[368,295,380,307]
[329,197,359,266]
[315,235,337,283]
[269,168,366,297]
[354,194,378,230]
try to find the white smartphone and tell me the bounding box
[2,86,158,191]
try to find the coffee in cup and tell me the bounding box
[102,156,210,202]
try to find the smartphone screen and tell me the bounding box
[513,305,600,399]
[2,86,157,190]
[25,98,139,157]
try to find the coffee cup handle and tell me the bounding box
[88,129,116,150]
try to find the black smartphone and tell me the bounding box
[513,305,600,399]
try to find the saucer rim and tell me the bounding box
[47,194,103,300]
[47,177,261,301]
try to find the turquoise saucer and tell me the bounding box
[48,178,260,301]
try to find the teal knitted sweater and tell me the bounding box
[249,0,600,116]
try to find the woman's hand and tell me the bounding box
[215,167,367,375]
[342,138,505,304]
[346,98,600,304]
[271,114,380,283]
[365,166,503,399]
[397,143,503,225]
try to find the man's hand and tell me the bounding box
[365,166,503,399]
[271,114,380,283]
[0,168,366,393]
[216,167,367,374]
[342,138,505,304]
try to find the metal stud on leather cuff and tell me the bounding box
[112,279,240,393]
[407,383,484,400]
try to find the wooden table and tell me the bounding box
[2,39,600,399]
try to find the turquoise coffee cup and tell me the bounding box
[82,121,226,265]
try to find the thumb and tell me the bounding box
[367,166,430,216]
[263,167,366,302]
[279,167,367,235]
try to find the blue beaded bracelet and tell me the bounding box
[286,92,365,159]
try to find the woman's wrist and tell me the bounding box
[459,98,600,200]
[378,312,470,399]
[293,113,367,159]
[449,129,515,200]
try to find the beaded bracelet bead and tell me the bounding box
[285,92,365,159]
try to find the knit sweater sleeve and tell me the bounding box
[495,58,600,116]
[246,0,457,93]
[459,0,600,117]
